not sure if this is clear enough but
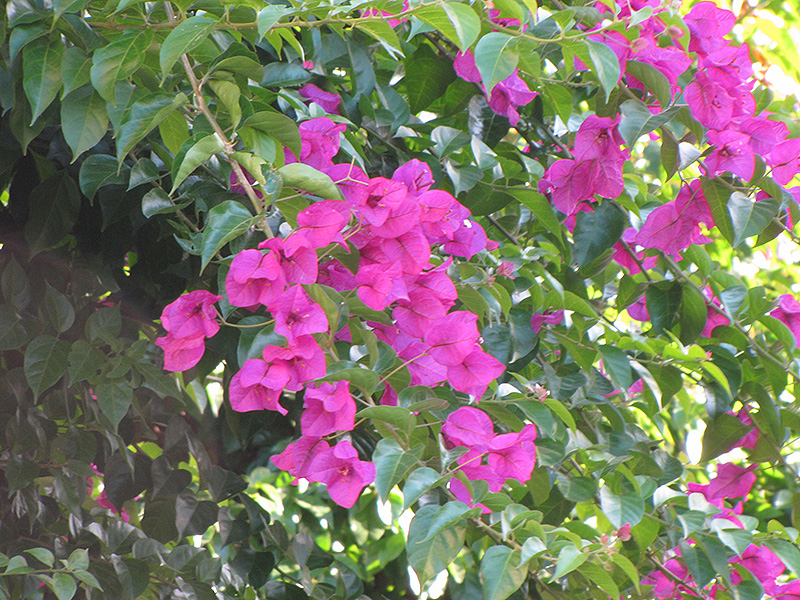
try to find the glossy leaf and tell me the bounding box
[160,15,219,78]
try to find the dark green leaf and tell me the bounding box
[599,346,632,390]
[68,339,105,385]
[728,192,779,247]
[90,29,153,103]
[117,93,188,163]
[572,200,628,267]
[160,15,219,78]
[700,413,750,462]
[25,170,80,255]
[176,493,219,538]
[79,154,129,199]
[701,177,734,244]
[95,379,133,432]
[414,4,480,51]
[171,133,226,193]
[43,283,75,333]
[617,100,680,147]
[22,37,64,124]
[405,45,456,114]
[61,86,108,160]
[646,281,683,334]
[61,46,91,97]
[680,284,707,344]
[199,200,257,273]
[24,335,72,399]
[0,306,31,350]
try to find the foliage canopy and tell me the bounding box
[3,1,800,599]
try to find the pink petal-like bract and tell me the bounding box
[160,290,222,339]
[426,311,480,366]
[446,346,506,397]
[156,332,206,372]
[308,440,375,508]
[301,381,356,437]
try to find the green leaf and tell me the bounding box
[320,368,381,396]
[24,548,54,567]
[24,335,72,399]
[61,86,108,161]
[199,200,257,273]
[67,549,90,571]
[79,154,129,199]
[94,379,133,432]
[357,21,404,58]
[116,93,188,163]
[68,339,105,384]
[728,192,779,247]
[159,110,190,155]
[680,284,708,344]
[700,413,750,462]
[278,163,345,202]
[90,29,153,104]
[373,439,423,502]
[625,60,671,109]
[22,37,64,124]
[160,15,219,78]
[241,111,302,160]
[577,562,619,599]
[572,200,628,268]
[599,346,632,390]
[171,133,226,193]
[61,46,92,98]
[43,283,75,333]
[617,100,681,147]
[257,6,291,38]
[0,306,30,350]
[404,45,456,114]
[407,504,466,584]
[52,573,77,600]
[414,4,480,51]
[403,467,441,510]
[599,486,644,528]
[764,540,800,579]
[422,501,478,542]
[679,539,715,587]
[514,188,563,242]
[208,78,242,128]
[25,172,81,256]
[701,177,734,244]
[474,32,519,94]
[585,39,620,101]
[550,544,586,581]
[481,546,528,600]
[646,281,683,334]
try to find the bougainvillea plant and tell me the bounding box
[5,0,800,599]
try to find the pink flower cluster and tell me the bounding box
[157,117,505,507]
[453,50,537,126]
[771,294,800,348]
[541,116,629,215]
[156,290,222,371]
[683,2,800,184]
[644,463,797,598]
[441,407,537,506]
